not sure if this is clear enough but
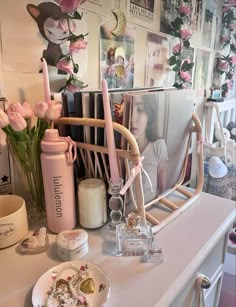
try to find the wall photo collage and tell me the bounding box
[100,0,234,98]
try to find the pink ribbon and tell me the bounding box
[120,156,153,196]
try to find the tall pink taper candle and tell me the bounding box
[102,79,120,185]
[41,57,51,105]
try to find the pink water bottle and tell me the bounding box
[41,129,77,233]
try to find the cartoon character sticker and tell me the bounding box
[27,2,69,73]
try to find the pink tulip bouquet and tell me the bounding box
[0,100,62,218]
[54,0,88,92]
[168,2,194,89]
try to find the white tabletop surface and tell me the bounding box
[0,192,235,307]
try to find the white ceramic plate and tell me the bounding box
[32,260,110,307]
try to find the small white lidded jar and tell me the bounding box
[56,229,89,261]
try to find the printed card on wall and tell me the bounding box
[120,0,158,30]
[171,41,195,89]
[191,0,204,43]
[145,32,172,88]
[212,53,223,89]
[0,0,43,73]
[81,0,115,17]
[194,48,210,97]
[202,0,218,49]
[100,16,135,89]
[1,0,88,79]
[160,0,192,35]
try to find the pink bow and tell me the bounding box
[120,156,153,195]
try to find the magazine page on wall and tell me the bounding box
[193,48,210,97]
[119,0,158,30]
[145,32,173,88]
[202,0,219,49]
[169,37,196,89]
[160,0,193,35]
[191,0,204,44]
[125,89,195,209]
[81,0,115,17]
[100,16,136,89]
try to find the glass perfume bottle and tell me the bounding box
[116,211,153,256]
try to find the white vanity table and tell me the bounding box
[0,191,235,307]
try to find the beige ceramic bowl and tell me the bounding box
[0,195,29,249]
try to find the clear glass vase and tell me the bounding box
[8,138,46,227]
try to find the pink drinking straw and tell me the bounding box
[102,79,120,185]
[41,58,51,105]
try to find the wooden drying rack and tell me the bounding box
[57,113,203,234]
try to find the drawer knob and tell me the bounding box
[200,275,211,289]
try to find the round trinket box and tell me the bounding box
[56,229,89,261]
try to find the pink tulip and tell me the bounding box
[0,109,9,128]
[34,101,48,119]
[8,102,24,115]
[180,71,191,82]
[180,29,191,40]
[178,5,191,16]
[22,102,33,119]
[69,38,88,54]
[56,58,74,74]
[45,101,62,120]
[54,0,83,13]
[7,102,33,119]
[172,44,181,55]
[8,112,27,131]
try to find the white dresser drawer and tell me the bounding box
[170,234,227,307]
[200,235,225,280]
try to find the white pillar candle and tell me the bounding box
[78,178,107,229]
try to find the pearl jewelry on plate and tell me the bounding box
[45,264,91,307]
